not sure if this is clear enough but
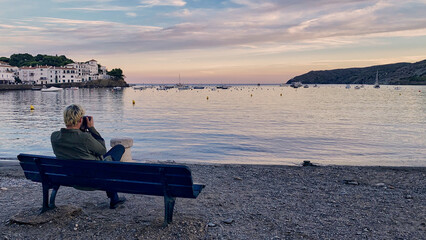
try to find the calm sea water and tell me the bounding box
[0,85,425,166]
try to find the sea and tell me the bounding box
[0,85,425,167]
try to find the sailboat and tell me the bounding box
[374,71,380,88]
[176,74,190,90]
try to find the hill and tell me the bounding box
[287,60,426,85]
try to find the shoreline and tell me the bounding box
[2,158,426,169]
[1,161,425,239]
[0,83,425,91]
[0,79,129,91]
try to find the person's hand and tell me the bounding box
[86,116,94,128]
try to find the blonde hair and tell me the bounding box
[63,104,85,127]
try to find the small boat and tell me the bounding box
[354,86,361,89]
[177,84,190,90]
[216,85,229,89]
[70,87,79,90]
[41,86,63,92]
[133,86,146,90]
[176,74,190,90]
[193,86,205,89]
[31,86,43,90]
[303,85,309,88]
[345,84,351,89]
[113,87,122,90]
[290,82,303,88]
[374,71,380,88]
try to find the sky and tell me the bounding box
[1,0,426,84]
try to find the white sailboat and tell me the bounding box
[176,74,190,90]
[374,71,380,88]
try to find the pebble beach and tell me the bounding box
[0,161,425,239]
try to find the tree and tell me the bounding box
[107,68,125,80]
[7,53,74,67]
[0,57,9,63]
[9,53,34,67]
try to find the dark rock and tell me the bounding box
[302,161,317,167]
[343,180,359,185]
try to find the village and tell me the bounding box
[0,59,109,85]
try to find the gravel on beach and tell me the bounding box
[0,161,425,239]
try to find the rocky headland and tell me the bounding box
[287,59,426,85]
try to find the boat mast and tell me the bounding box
[374,70,380,88]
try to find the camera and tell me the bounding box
[80,116,92,131]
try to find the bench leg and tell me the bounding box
[49,185,60,209]
[40,184,50,214]
[40,184,60,214]
[163,195,176,226]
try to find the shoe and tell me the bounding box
[110,196,126,209]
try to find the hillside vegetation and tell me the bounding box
[287,60,426,85]
[0,53,74,67]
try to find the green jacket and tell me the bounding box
[51,127,108,161]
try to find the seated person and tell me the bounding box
[51,104,126,209]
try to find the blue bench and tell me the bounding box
[17,153,205,225]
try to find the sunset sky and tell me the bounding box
[1,0,425,84]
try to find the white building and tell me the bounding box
[0,61,18,83]
[19,66,51,84]
[66,59,108,81]
[15,59,109,85]
[19,66,82,84]
[48,67,81,84]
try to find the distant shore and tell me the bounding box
[0,79,129,91]
[1,160,424,239]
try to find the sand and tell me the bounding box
[0,161,425,239]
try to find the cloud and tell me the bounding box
[1,0,425,56]
[126,12,137,17]
[139,0,186,7]
[63,6,133,11]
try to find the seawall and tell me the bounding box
[0,79,129,91]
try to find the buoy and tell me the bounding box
[280,93,282,96]
[250,94,253,97]
[132,100,135,105]
[206,96,209,100]
[30,105,34,110]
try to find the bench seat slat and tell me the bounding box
[24,163,194,186]
[46,175,199,198]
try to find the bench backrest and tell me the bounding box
[18,154,203,198]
